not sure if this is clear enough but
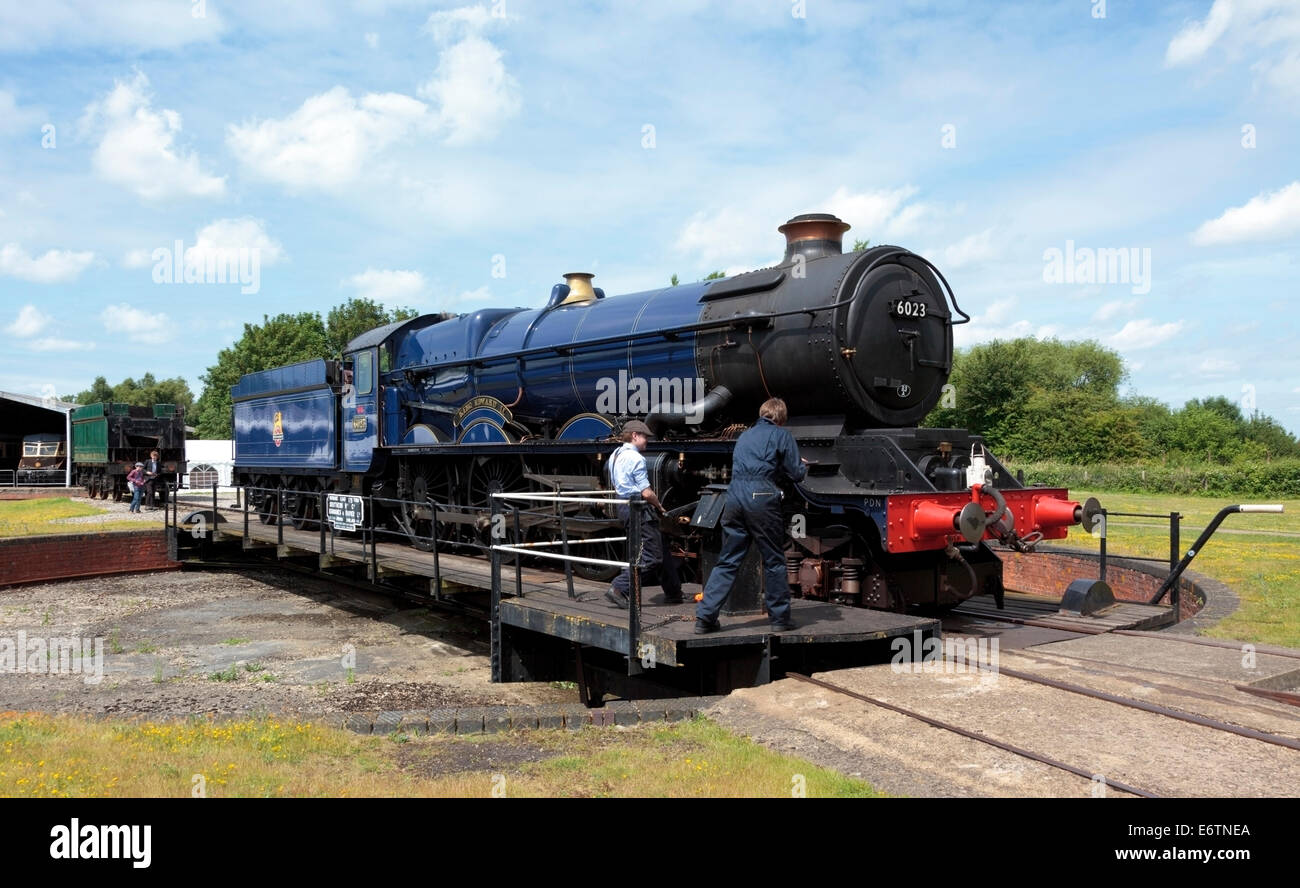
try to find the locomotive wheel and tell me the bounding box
[98,478,110,501]
[113,482,124,503]
[466,457,530,562]
[398,463,458,553]
[571,519,625,582]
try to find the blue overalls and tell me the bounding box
[696,417,806,625]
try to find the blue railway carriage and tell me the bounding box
[232,213,1091,612]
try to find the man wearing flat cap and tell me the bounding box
[606,420,683,608]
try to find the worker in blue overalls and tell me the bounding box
[695,398,807,634]
[606,420,683,608]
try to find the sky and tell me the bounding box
[0,0,1297,429]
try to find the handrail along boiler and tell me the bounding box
[232,213,1095,611]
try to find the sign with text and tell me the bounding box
[326,494,364,532]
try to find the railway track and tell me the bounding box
[787,653,1300,798]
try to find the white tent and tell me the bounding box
[184,440,235,489]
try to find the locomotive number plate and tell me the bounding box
[351,415,368,433]
[890,299,927,319]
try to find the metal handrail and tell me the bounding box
[490,489,643,677]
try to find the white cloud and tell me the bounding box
[675,206,767,268]
[0,243,95,284]
[228,87,428,188]
[1164,0,1300,95]
[425,5,495,42]
[79,71,226,200]
[942,228,996,269]
[122,249,154,269]
[1165,0,1234,66]
[26,337,95,353]
[676,186,929,269]
[227,8,519,187]
[1197,357,1240,376]
[1191,181,1300,245]
[1108,318,1184,350]
[981,297,1017,325]
[824,186,922,239]
[1092,299,1135,322]
[100,303,173,343]
[6,305,53,338]
[0,89,43,136]
[441,284,492,312]
[417,35,521,145]
[185,217,286,268]
[0,0,224,52]
[342,269,428,304]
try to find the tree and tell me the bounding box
[926,338,1127,440]
[670,273,679,286]
[73,374,194,410]
[325,298,418,359]
[850,238,871,252]
[703,270,726,280]
[75,376,115,404]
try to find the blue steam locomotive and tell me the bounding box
[232,213,1091,610]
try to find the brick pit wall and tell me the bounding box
[0,530,179,588]
[998,547,1202,621]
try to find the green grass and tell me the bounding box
[0,498,161,538]
[208,665,241,683]
[1048,490,1300,647]
[0,712,880,798]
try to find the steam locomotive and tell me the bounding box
[71,403,187,503]
[232,213,1095,611]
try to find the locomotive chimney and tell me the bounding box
[778,213,851,263]
[560,272,597,305]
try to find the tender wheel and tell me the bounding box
[284,481,314,531]
[257,481,281,525]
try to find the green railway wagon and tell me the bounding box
[71,403,188,504]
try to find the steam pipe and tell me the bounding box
[646,386,733,434]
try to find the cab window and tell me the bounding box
[356,350,374,396]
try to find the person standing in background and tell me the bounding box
[144,449,162,510]
[126,462,146,513]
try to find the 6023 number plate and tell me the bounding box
[890,299,927,319]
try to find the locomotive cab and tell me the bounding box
[16,433,66,485]
[342,347,381,470]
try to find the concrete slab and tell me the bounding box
[1029,632,1299,686]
